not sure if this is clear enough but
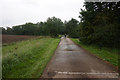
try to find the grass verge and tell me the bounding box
[71,38,119,67]
[2,37,60,78]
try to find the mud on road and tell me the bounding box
[42,37,119,78]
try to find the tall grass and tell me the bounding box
[2,37,60,78]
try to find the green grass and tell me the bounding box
[71,38,119,67]
[2,37,60,78]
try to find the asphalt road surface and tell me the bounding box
[42,37,118,78]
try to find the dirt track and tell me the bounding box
[42,37,119,78]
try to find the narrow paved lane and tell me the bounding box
[42,37,118,78]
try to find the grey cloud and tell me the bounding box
[0,0,84,27]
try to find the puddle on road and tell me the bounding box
[59,44,80,51]
[64,49,73,51]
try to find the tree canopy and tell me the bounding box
[2,17,80,38]
[65,18,80,38]
[79,2,120,48]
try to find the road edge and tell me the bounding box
[40,38,61,78]
[70,38,118,73]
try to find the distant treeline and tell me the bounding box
[2,17,80,38]
[2,2,120,48]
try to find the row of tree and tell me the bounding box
[79,2,120,48]
[2,2,120,48]
[2,17,80,38]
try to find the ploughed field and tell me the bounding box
[2,35,39,44]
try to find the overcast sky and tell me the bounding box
[0,0,84,27]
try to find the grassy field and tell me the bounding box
[71,38,119,67]
[2,37,60,78]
